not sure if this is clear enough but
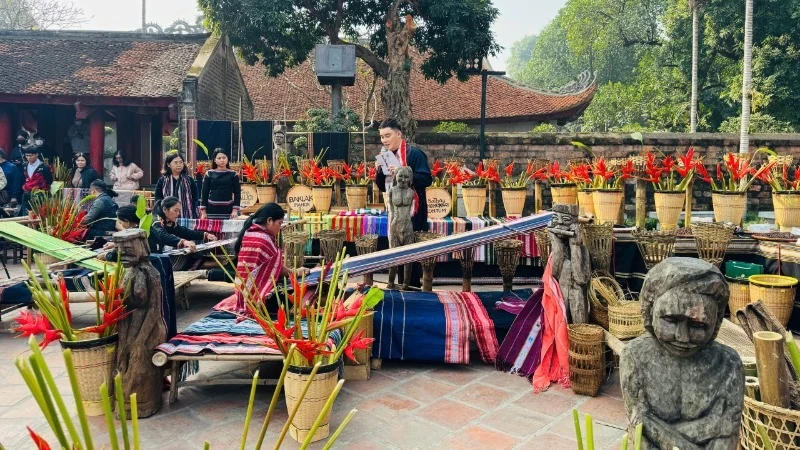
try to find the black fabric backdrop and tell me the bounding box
[312,132,350,164]
[241,121,274,161]
[196,121,233,161]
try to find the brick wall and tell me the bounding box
[349,132,800,214]
[195,35,254,121]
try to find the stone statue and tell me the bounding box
[387,166,414,290]
[67,120,90,154]
[547,203,591,323]
[113,229,167,418]
[620,257,744,450]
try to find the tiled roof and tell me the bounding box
[0,31,208,98]
[240,52,596,123]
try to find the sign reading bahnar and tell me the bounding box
[286,185,314,213]
[426,187,452,219]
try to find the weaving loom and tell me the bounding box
[0,222,107,271]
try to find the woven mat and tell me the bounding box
[716,319,755,359]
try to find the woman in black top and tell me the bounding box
[199,148,241,220]
[151,196,217,270]
[67,152,101,189]
[83,180,119,241]
[154,151,199,219]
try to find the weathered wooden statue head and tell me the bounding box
[549,203,579,230]
[112,229,150,268]
[395,165,412,189]
[640,257,729,357]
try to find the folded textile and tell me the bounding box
[495,288,544,377]
[531,257,570,393]
[339,209,384,216]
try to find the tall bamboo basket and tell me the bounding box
[583,222,614,273]
[534,228,551,266]
[462,185,487,217]
[773,191,800,232]
[568,324,606,396]
[631,230,676,270]
[311,186,333,213]
[256,184,276,204]
[727,277,751,324]
[692,222,735,268]
[551,183,578,205]
[60,334,118,416]
[748,274,798,327]
[315,229,346,265]
[415,231,442,291]
[711,191,747,226]
[501,187,526,217]
[345,185,368,210]
[283,231,308,268]
[495,239,523,291]
[284,362,340,443]
[355,234,378,285]
[654,191,685,231]
[589,273,624,330]
[741,394,800,450]
[592,189,624,226]
[458,247,476,292]
[578,189,595,217]
[609,301,644,340]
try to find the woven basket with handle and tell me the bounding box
[748,274,798,328]
[589,272,624,330]
[568,324,606,396]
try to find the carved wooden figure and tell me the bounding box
[113,229,167,418]
[387,166,415,290]
[620,258,743,450]
[547,204,591,323]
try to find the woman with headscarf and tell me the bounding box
[199,148,240,220]
[154,151,199,219]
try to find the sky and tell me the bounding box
[67,0,566,71]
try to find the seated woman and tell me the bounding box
[83,180,119,241]
[152,196,218,270]
[215,203,308,315]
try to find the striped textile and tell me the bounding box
[454,291,499,363]
[439,291,471,364]
[331,214,363,241]
[339,208,383,216]
[306,211,553,285]
[177,218,244,253]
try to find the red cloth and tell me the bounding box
[214,223,283,315]
[89,114,104,174]
[459,292,499,364]
[532,256,571,392]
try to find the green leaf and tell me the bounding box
[363,287,384,309]
[139,215,153,238]
[570,141,588,149]
[50,181,63,196]
[630,132,643,142]
[193,139,210,158]
[136,196,146,219]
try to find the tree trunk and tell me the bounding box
[690,3,699,133]
[739,0,754,154]
[381,8,417,142]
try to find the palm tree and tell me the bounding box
[689,0,703,133]
[739,0,754,154]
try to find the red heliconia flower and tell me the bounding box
[355,162,365,179]
[695,163,712,183]
[82,307,132,335]
[58,278,71,324]
[431,160,443,178]
[592,158,613,181]
[368,167,377,180]
[27,426,52,450]
[13,310,62,349]
[484,165,501,183]
[716,163,723,181]
[620,160,635,180]
[343,330,375,363]
[275,307,297,339]
[283,339,333,365]
[504,162,514,178]
[793,167,800,189]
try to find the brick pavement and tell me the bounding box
[0,269,628,449]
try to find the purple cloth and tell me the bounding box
[495,288,545,378]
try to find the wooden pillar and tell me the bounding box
[0,110,11,155]
[89,113,104,173]
[488,182,497,217]
[684,179,693,227]
[636,179,647,229]
[753,331,790,408]
[534,181,543,212]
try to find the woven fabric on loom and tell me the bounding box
[177,218,241,253]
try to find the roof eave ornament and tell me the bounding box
[553,71,597,95]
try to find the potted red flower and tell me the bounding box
[546,160,579,206]
[569,163,594,216]
[703,148,775,226]
[242,156,276,205]
[758,155,800,231]
[590,157,634,225]
[299,159,341,213]
[499,161,545,217]
[642,148,699,231]
[341,161,370,210]
[455,162,500,217]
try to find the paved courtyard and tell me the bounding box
[0,268,628,449]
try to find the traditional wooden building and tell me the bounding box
[0,30,253,185]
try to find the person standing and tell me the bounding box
[110,150,144,191]
[66,152,101,189]
[20,148,52,216]
[0,148,21,208]
[199,148,241,220]
[374,118,432,232]
[154,151,199,219]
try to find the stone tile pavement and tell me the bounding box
[0,268,628,449]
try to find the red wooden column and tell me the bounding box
[0,111,11,154]
[89,113,104,172]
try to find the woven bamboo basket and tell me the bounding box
[578,189,595,217]
[534,228,551,265]
[608,301,644,340]
[282,231,308,268]
[711,191,747,226]
[501,187,526,217]
[741,394,800,450]
[589,272,624,330]
[495,239,523,291]
[458,247,476,291]
[748,274,798,327]
[551,183,578,205]
[256,184,276,204]
[284,361,340,443]
[654,191,685,231]
[462,185,487,217]
[355,234,379,285]
[583,222,614,273]
[345,311,374,366]
[60,334,118,416]
[631,230,676,270]
[415,231,442,291]
[345,185,368,210]
[568,324,606,396]
[592,189,624,226]
[311,186,333,213]
[692,222,735,268]
[773,191,800,232]
[727,277,751,324]
[315,229,346,265]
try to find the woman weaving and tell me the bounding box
[215,203,309,316]
[152,197,217,270]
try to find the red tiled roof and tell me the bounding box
[0,31,208,99]
[239,53,596,123]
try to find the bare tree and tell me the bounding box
[0,0,87,30]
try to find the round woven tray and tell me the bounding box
[568,324,605,397]
[608,301,644,340]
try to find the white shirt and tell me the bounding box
[26,159,41,178]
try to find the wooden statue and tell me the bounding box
[113,229,167,418]
[387,166,414,290]
[547,203,591,323]
[273,124,290,203]
[620,258,743,449]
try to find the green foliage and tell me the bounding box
[431,121,474,133]
[506,34,538,80]
[718,113,796,134]
[292,108,362,149]
[532,123,558,133]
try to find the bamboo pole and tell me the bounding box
[754,331,790,408]
[684,179,693,227]
[635,179,646,229]
[534,181,543,212]
[745,376,760,401]
[488,182,497,217]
